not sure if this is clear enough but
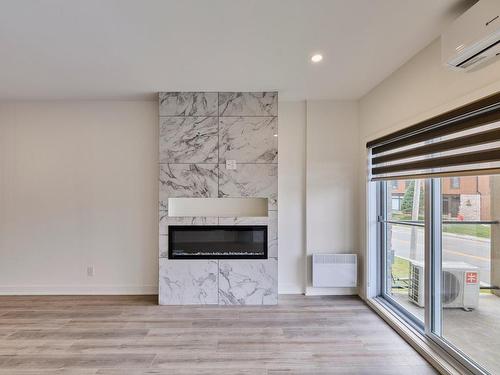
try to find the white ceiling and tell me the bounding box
[0,0,471,101]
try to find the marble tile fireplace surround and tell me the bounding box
[158,92,278,305]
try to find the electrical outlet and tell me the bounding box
[87,265,94,277]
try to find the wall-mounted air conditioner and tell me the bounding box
[442,0,500,71]
[312,254,357,288]
[409,261,480,311]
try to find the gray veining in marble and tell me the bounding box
[159,235,168,258]
[219,212,277,257]
[159,164,218,209]
[158,92,279,306]
[218,216,267,226]
[159,211,169,236]
[167,216,219,226]
[218,259,278,305]
[159,259,218,305]
[159,92,218,117]
[268,211,278,258]
[219,92,278,116]
[219,117,277,163]
[160,117,218,163]
[219,164,278,209]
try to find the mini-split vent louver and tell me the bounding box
[312,254,357,288]
[442,0,500,71]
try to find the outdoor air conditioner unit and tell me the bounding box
[409,261,480,310]
[442,0,500,71]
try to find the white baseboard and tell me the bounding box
[1,285,356,297]
[278,283,305,294]
[0,284,158,295]
[305,286,358,296]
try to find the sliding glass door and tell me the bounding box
[380,179,426,326]
[368,92,500,375]
[378,175,500,374]
[431,175,499,374]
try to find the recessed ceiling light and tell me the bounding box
[311,54,323,63]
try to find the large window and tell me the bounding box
[369,93,500,375]
[378,176,500,374]
[381,179,426,324]
[435,175,499,375]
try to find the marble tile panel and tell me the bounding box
[159,211,168,236]
[218,259,278,305]
[159,259,218,305]
[219,164,277,209]
[159,235,168,258]
[268,211,278,258]
[159,92,218,116]
[159,164,218,209]
[159,117,218,163]
[219,92,277,116]
[219,116,277,163]
[167,216,219,226]
[218,216,267,225]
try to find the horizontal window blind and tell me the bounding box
[367,92,500,181]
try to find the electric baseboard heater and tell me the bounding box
[312,254,357,287]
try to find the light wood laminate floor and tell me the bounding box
[0,295,437,374]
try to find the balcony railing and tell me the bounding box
[381,219,499,227]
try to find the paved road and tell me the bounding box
[390,225,491,284]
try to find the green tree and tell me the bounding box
[401,181,424,215]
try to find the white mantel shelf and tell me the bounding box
[168,197,268,217]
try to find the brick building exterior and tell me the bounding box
[390,176,491,221]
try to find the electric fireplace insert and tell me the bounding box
[168,225,267,259]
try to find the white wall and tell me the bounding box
[0,98,362,295]
[278,101,307,293]
[306,101,359,295]
[278,100,361,295]
[358,39,500,298]
[0,99,313,295]
[360,40,500,141]
[0,101,158,294]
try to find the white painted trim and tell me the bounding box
[278,284,305,294]
[365,297,473,375]
[305,287,357,296]
[1,284,309,296]
[168,197,268,217]
[365,161,378,299]
[0,284,158,295]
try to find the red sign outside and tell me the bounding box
[466,272,478,284]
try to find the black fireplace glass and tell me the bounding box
[168,225,267,259]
